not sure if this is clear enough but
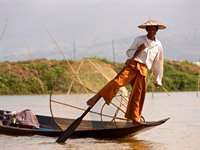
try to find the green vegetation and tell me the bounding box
[161,60,199,91]
[0,58,199,95]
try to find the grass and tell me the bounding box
[0,58,199,95]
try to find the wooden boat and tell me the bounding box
[0,110,169,138]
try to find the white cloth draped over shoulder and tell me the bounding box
[126,35,164,86]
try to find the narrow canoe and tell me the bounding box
[0,110,169,138]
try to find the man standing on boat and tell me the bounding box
[87,19,166,125]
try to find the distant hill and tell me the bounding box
[0,58,199,95]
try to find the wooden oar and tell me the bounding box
[56,96,101,143]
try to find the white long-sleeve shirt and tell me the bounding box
[126,35,164,85]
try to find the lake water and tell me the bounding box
[0,92,199,150]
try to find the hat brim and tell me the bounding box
[138,24,166,30]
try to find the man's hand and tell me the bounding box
[138,43,146,51]
[133,44,146,59]
[154,83,161,89]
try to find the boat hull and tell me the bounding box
[0,110,169,138]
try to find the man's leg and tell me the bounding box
[87,66,136,106]
[125,73,146,124]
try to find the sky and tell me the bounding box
[0,0,199,62]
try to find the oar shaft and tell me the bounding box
[56,96,101,143]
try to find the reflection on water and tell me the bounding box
[0,135,166,150]
[0,92,199,150]
[115,138,165,150]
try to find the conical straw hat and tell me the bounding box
[138,19,166,30]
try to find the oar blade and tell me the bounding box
[56,96,101,143]
[56,117,82,143]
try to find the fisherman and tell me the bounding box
[87,19,166,125]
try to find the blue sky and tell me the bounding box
[0,0,199,62]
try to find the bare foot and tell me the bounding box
[132,116,146,125]
[132,120,141,125]
[87,94,101,107]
